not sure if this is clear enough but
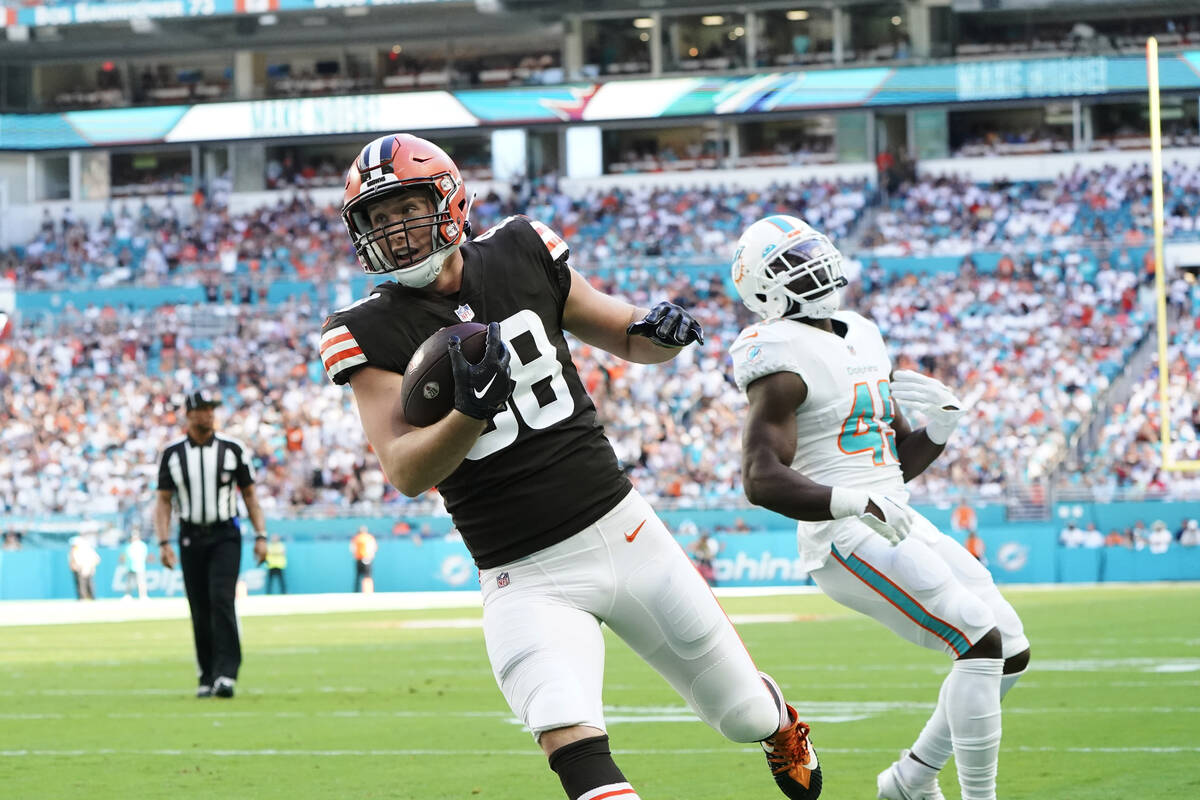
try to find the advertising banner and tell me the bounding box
[4,52,1199,150]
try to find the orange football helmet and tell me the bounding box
[342,133,472,286]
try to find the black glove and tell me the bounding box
[448,321,515,420]
[627,301,705,348]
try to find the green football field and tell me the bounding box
[2,584,1198,799]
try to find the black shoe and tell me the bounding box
[196,685,212,698]
[213,677,235,698]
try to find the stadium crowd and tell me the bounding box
[861,161,1200,256]
[2,165,1198,522]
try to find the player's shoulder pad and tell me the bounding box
[319,290,388,385]
[836,309,879,335]
[476,214,569,262]
[729,319,807,394]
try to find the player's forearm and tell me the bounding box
[897,431,945,482]
[590,305,678,364]
[742,456,836,522]
[624,333,683,364]
[378,411,488,497]
[154,499,173,543]
[243,494,267,535]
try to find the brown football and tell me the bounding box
[401,322,488,427]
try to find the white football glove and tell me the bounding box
[890,369,967,445]
[829,487,913,546]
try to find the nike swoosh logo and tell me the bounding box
[473,374,497,399]
[743,331,759,338]
[624,520,646,543]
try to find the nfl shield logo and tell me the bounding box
[455,304,475,322]
[496,572,510,588]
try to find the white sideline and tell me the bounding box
[0,586,828,627]
[0,581,1187,627]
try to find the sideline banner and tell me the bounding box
[4,530,1199,600]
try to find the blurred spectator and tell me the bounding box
[965,530,986,563]
[1148,520,1173,554]
[950,499,978,536]
[119,532,149,600]
[350,526,378,593]
[1082,523,1105,549]
[689,531,720,587]
[1059,522,1084,548]
[1103,528,1128,548]
[1179,519,1200,547]
[68,536,100,601]
[265,534,288,594]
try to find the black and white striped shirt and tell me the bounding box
[157,434,256,525]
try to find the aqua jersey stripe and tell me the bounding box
[831,546,972,655]
[764,215,795,233]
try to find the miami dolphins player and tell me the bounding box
[729,215,1030,800]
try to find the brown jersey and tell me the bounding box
[319,216,631,568]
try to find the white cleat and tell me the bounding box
[877,751,945,800]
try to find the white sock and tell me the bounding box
[902,679,951,786]
[945,658,1003,800]
[907,662,1026,786]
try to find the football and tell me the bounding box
[401,321,488,427]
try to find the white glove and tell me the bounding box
[830,487,913,545]
[890,370,967,445]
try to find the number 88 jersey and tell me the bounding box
[730,312,906,498]
[319,215,631,569]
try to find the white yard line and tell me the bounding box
[4,702,1197,723]
[2,745,1198,758]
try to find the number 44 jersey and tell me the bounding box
[730,312,908,499]
[319,215,631,568]
[730,313,913,569]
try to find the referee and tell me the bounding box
[155,390,268,699]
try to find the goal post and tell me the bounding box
[1147,36,1200,472]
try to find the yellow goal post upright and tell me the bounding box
[1146,36,1200,472]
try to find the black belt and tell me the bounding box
[181,520,237,532]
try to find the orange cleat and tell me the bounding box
[762,704,822,800]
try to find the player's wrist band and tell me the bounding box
[924,418,956,446]
[255,534,268,541]
[829,487,870,519]
[158,540,171,547]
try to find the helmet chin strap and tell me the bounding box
[782,289,841,321]
[392,244,458,288]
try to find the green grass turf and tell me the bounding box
[2,585,1199,799]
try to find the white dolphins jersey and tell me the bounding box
[731,312,910,569]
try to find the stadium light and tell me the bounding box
[786,10,809,21]
[701,15,725,26]
[633,18,655,29]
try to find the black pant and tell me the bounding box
[179,523,243,686]
[354,559,372,592]
[267,567,286,594]
[74,572,95,600]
